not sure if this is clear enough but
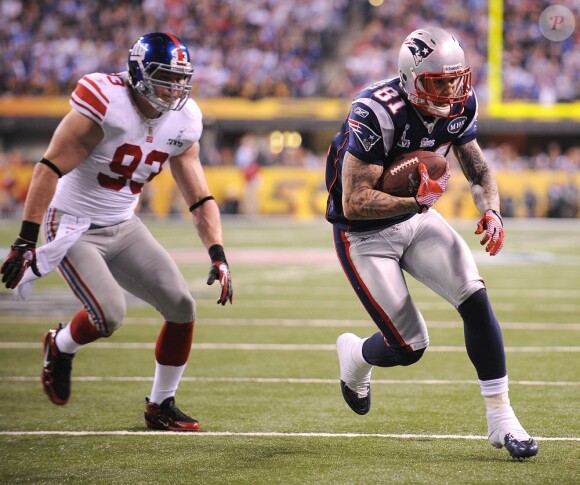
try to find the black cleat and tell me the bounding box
[504,433,539,460]
[144,397,201,431]
[340,380,371,415]
[41,324,74,405]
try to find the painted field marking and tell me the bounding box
[1,342,580,352]
[0,430,577,441]
[3,376,579,387]
[1,316,579,331]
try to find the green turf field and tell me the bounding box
[1,216,579,484]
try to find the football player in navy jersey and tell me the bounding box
[326,27,538,459]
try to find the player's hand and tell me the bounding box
[414,162,451,213]
[207,261,233,305]
[1,238,41,289]
[475,209,504,256]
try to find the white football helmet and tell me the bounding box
[398,27,471,118]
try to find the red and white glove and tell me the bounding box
[2,221,42,289]
[1,238,41,289]
[414,162,451,213]
[475,209,504,256]
[207,244,233,305]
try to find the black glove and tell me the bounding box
[1,237,41,289]
[206,244,233,305]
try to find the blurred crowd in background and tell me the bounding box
[1,0,578,101]
[0,0,578,218]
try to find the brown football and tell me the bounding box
[378,150,448,197]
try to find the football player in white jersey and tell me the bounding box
[326,27,538,459]
[1,32,233,431]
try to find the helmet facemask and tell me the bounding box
[410,68,471,118]
[135,61,193,112]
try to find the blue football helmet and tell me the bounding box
[128,32,194,112]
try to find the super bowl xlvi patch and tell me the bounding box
[397,124,411,148]
[348,118,381,152]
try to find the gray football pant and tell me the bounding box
[337,210,484,351]
[45,210,196,336]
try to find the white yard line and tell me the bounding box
[1,342,580,352]
[3,376,579,386]
[0,430,577,441]
[1,316,579,330]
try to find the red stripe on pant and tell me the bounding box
[333,226,412,351]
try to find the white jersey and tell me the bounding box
[51,71,203,226]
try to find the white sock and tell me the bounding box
[149,363,187,405]
[55,323,81,354]
[353,337,371,367]
[479,375,510,409]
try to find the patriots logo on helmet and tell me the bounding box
[404,37,434,67]
[348,119,382,152]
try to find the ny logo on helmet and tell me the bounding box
[130,41,148,62]
[404,37,434,67]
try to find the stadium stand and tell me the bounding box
[0,0,349,98]
[0,0,577,218]
[1,0,577,101]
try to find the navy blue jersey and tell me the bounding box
[325,77,478,232]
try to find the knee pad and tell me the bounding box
[90,294,126,337]
[370,347,426,367]
[161,292,196,323]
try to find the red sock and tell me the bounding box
[155,321,194,366]
[70,309,102,345]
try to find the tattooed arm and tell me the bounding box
[453,140,500,214]
[342,151,419,220]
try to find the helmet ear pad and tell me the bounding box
[399,69,409,93]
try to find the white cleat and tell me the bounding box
[336,333,373,415]
[487,406,539,459]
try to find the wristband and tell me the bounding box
[208,244,226,263]
[489,209,503,226]
[39,158,63,178]
[414,197,428,214]
[189,195,215,212]
[19,220,40,244]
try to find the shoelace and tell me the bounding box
[508,427,531,442]
[163,400,193,422]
